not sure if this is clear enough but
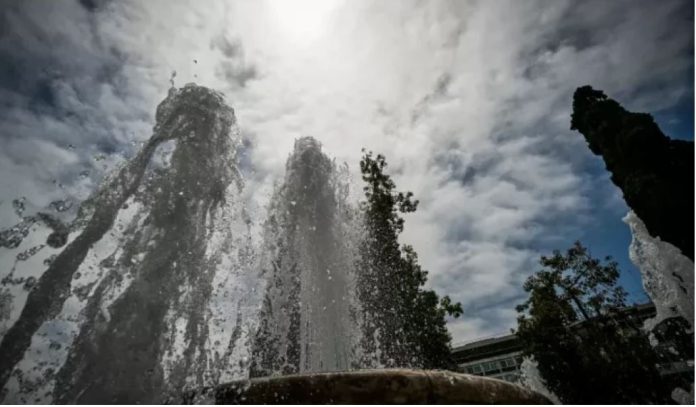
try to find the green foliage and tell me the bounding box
[356,150,462,369]
[515,241,671,404]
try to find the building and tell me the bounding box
[451,303,694,386]
[451,333,524,383]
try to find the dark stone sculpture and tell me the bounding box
[571,86,694,260]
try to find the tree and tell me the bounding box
[515,241,671,404]
[356,150,462,369]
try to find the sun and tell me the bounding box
[268,0,340,44]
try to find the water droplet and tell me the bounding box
[49,200,72,212]
[46,231,68,248]
[12,197,26,217]
[43,254,57,266]
[23,276,37,290]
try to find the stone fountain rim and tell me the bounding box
[182,368,552,404]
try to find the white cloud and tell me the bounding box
[0,0,691,344]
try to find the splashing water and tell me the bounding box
[623,211,694,404]
[0,85,261,403]
[0,85,370,403]
[623,211,694,332]
[249,137,361,377]
[518,357,561,404]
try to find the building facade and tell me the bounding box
[452,334,524,383]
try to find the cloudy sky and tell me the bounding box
[0,0,693,344]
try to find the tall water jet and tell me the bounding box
[250,137,359,377]
[0,85,257,404]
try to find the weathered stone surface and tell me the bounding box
[571,86,694,260]
[182,369,551,404]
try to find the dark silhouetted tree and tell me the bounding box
[356,150,462,369]
[515,241,671,404]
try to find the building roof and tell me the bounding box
[451,333,522,364]
[452,333,518,353]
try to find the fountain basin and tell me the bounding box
[182,369,551,404]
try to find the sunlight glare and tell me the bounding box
[268,0,339,44]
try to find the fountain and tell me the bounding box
[184,369,550,404]
[250,137,359,377]
[0,85,550,404]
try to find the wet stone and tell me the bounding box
[182,369,551,404]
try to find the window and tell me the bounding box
[501,357,518,368]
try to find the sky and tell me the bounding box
[0,0,693,344]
